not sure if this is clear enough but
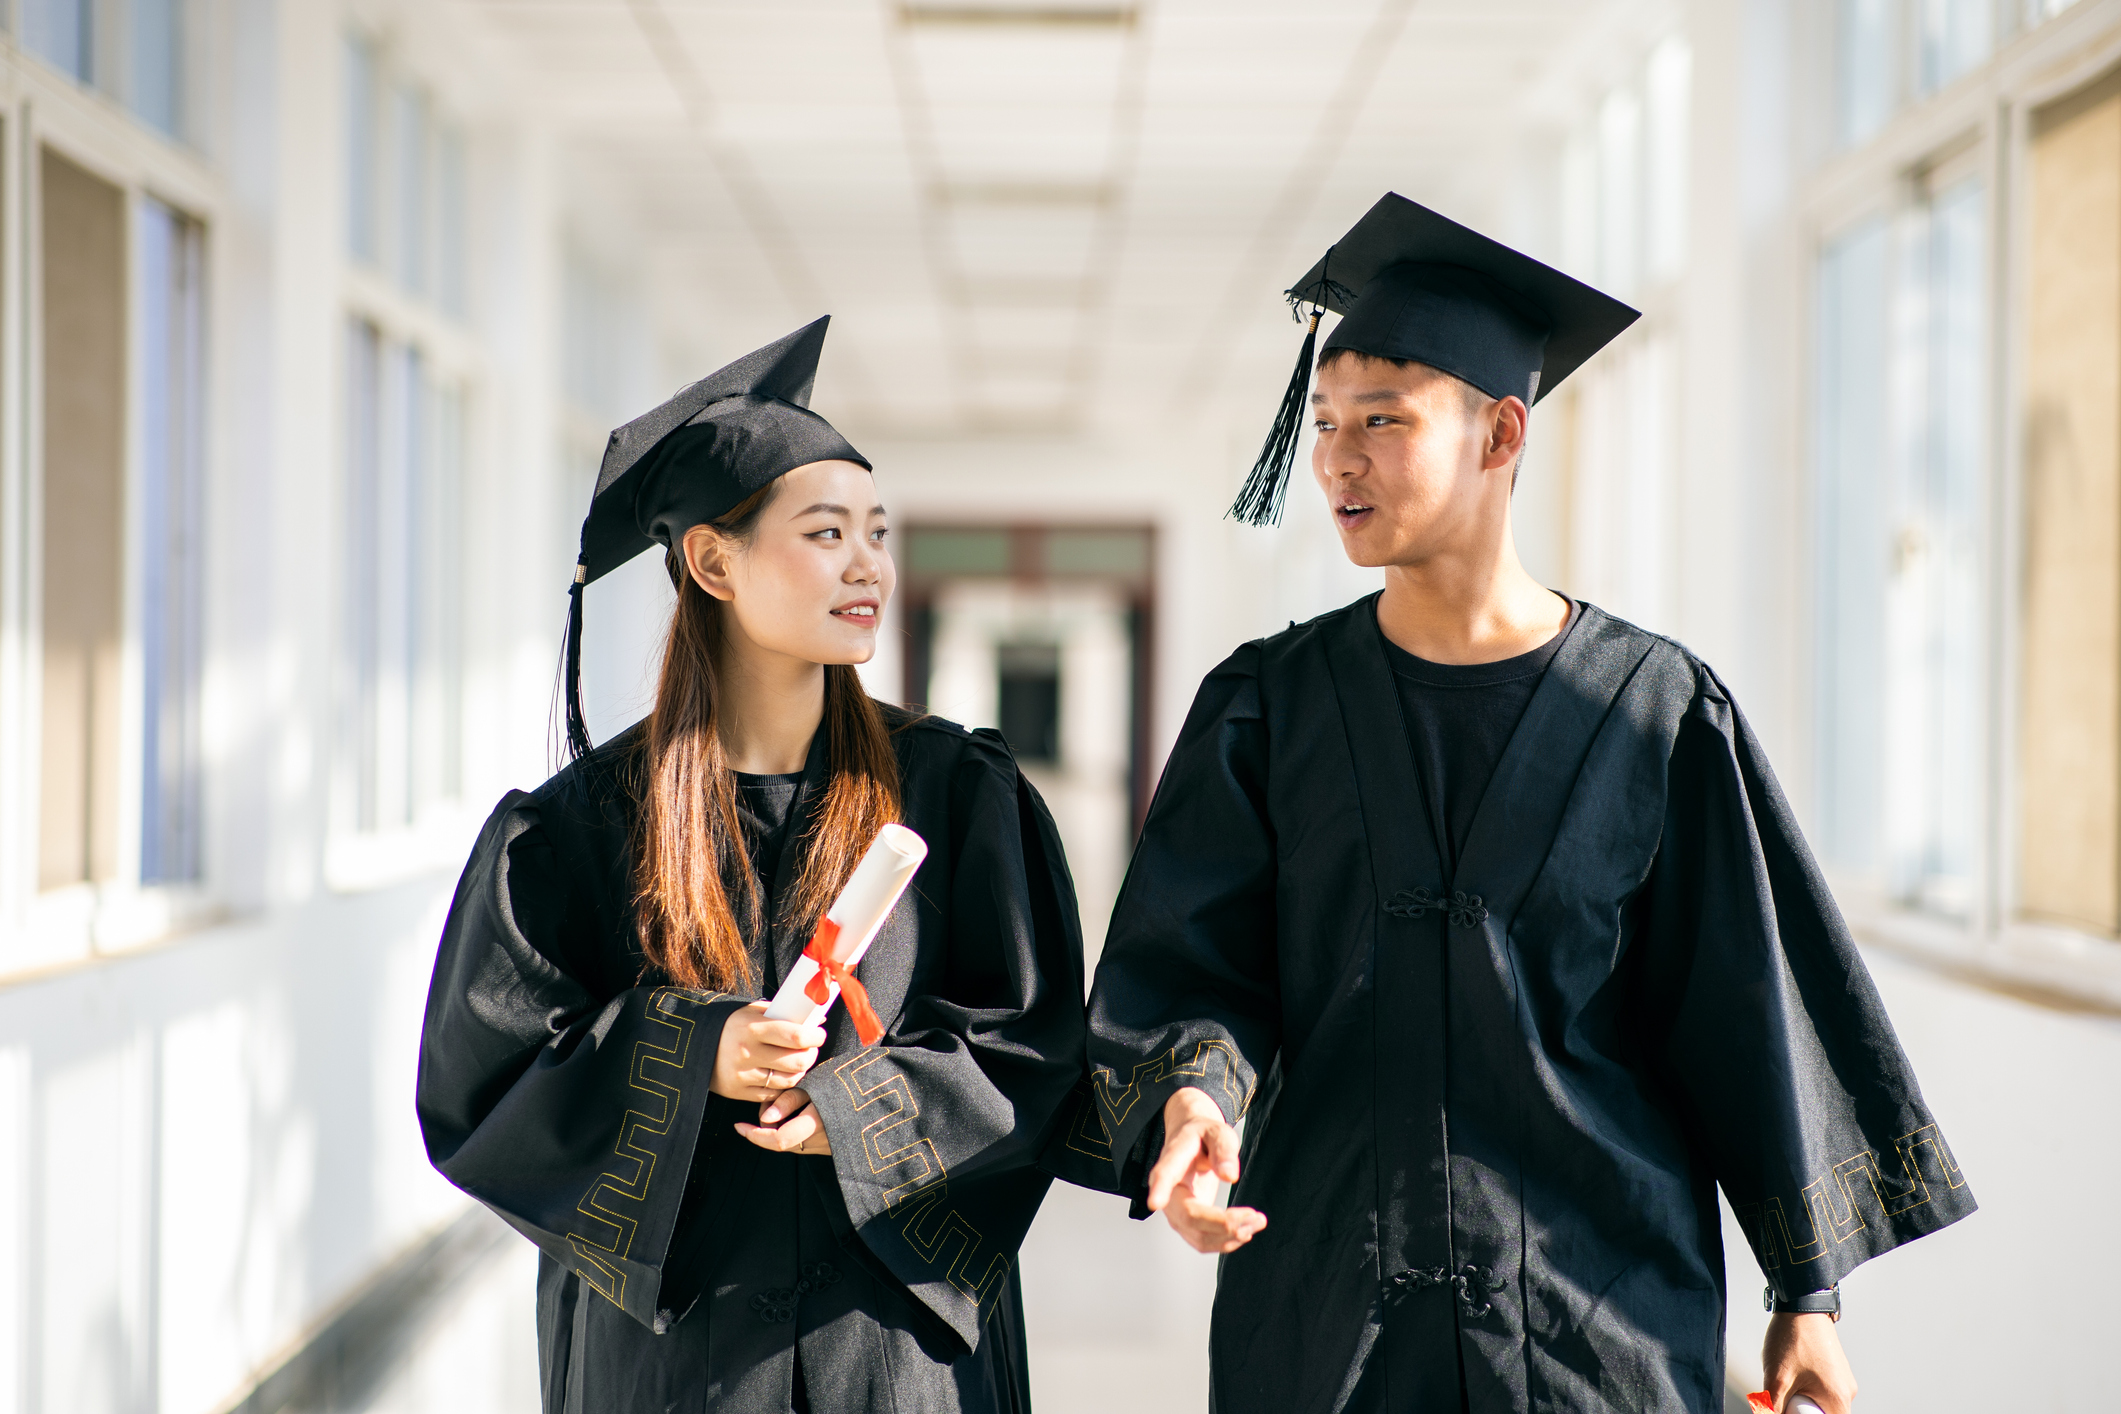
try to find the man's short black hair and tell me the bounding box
[1315,345,1492,414]
[1314,346,1526,489]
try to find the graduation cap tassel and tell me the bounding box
[563,559,593,761]
[1228,307,1323,528]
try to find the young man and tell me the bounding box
[1086,196,1973,1414]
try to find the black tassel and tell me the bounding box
[1228,308,1323,527]
[564,558,592,761]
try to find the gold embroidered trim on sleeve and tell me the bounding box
[566,988,724,1309]
[1737,1123,1967,1273]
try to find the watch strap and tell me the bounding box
[1764,1283,1841,1318]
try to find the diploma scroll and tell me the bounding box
[762,823,928,1045]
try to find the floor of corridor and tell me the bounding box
[319,1180,1214,1414]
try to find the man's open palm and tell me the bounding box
[1147,1087,1268,1254]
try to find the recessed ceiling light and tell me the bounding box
[934,180,1115,208]
[898,4,1136,28]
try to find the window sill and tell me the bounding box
[2,882,228,983]
[1845,901,2121,1017]
[324,806,482,894]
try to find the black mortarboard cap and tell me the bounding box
[1228,193,1641,526]
[561,316,870,756]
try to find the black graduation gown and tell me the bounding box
[416,710,1088,1413]
[1085,595,1976,1414]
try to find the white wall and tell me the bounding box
[0,872,467,1414]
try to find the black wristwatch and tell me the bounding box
[1764,1284,1841,1321]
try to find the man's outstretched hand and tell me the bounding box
[1761,1313,1857,1413]
[1146,1087,1268,1254]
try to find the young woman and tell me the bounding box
[417,320,1094,1412]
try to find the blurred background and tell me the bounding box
[1,0,2119,1410]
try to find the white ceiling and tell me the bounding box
[457,0,1671,440]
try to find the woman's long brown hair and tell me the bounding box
[631,483,902,992]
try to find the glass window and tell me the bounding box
[1838,0,1897,147]
[339,321,464,835]
[392,84,430,298]
[1884,177,1985,912]
[1918,0,1993,95]
[341,318,384,831]
[138,199,206,884]
[1813,178,1987,915]
[39,150,127,893]
[130,0,185,138]
[345,36,379,264]
[997,642,1061,764]
[413,382,465,808]
[1815,219,1890,876]
[436,124,468,318]
[2016,77,2121,935]
[25,0,93,84]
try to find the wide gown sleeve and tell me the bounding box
[1639,671,1977,1298]
[1085,644,1281,1199]
[804,733,1089,1351]
[416,792,749,1332]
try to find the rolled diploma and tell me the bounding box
[762,822,928,1026]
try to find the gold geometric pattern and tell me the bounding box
[1091,1037,1253,1131]
[830,1049,1012,1311]
[566,987,723,1309]
[1739,1123,1966,1272]
[1062,1089,1114,1161]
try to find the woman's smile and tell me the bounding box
[832,596,879,624]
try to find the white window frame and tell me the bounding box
[1799,0,2121,1008]
[0,60,233,978]
[324,32,483,893]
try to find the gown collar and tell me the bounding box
[1326,594,1655,924]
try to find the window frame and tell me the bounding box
[0,62,232,977]
[1800,0,2121,1007]
[323,34,484,893]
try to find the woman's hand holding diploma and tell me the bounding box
[1149,1087,1268,1254]
[712,1001,826,1103]
[733,825,929,1156]
[715,1004,834,1153]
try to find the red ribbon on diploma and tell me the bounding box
[801,917,884,1046]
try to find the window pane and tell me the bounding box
[1838,0,1895,147]
[436,124,467,318]
[25,0,91,83]
[130,0,185,138]
[374,346,420,830]
[39,150,128,890]
[138,199,205,884]
[416,381,466,805]
[1919,0,1993,95]
[997,642,1061,764]
[1815,218,1890,875]
[342,319,382,832]
[345,36,378,263]
[2019,77,2121,933]
[393,85,429,296]
[1882,178,1984,912]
